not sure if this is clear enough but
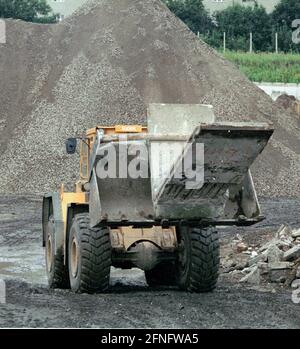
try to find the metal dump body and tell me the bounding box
[89,104,274,227]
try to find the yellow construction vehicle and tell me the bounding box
[42,104,273,293]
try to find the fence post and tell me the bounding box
[0,279,5,304]
[249,32,253,53]
[275,32,278,53]
[223,32,226,53]
[0,20,6,44]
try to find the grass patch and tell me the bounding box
[223,52,300,83]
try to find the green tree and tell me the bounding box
[0,0,58,23]
[213,4,272,51]
[272,0,300,52]
[272,0,300,27]
[163,0,213,34]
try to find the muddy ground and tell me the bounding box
[0,195,300,328]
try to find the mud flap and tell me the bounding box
[42,192,65,254]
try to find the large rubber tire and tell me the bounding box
[145,262,177,287]
[176,225,220,293]
[45,216,70,289]
[68,213,111,293]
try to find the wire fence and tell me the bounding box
[198,28,300,53]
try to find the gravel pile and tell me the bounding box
[0,0,299,196]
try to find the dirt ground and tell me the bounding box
[0,195,300,328]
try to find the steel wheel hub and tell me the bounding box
[46,235,53,273]
[70,236,79,278]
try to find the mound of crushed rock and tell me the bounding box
[275,94,300,117]
[0,0,299,196]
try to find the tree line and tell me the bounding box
[0,0,299,52]
[0,0,57,23]
[163,0,300,52]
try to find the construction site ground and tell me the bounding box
[0,195,299,329]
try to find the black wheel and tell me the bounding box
[176,225,220,293]
[45,215,70,289]
[145,262,177,287]
[68,213,111,293]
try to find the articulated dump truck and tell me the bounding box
[42,104,274,293]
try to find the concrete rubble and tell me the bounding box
[292,229,300,239]
[225,225,300,287]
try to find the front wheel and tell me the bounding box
[176,225,220,293]
[68,213,111,293]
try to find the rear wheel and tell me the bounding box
[145,262,177,287]
[45,216,70,289]
[68,213,111,293]
[176,225,220,293]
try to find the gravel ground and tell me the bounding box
[1,278,299,329]
[0,195,299,328]
[0,0,299,196]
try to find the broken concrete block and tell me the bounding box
[275,225,292,239]
[241,265,255,274]
[235,262,248,271]
[242,251,251,255]
[274,225,284,238]
[292,229,300,239]
[282,237,294,244]
[248,252,267,266]
[266,244,283,264]
[222,260,238,273]
[233,234,242,243]
[258,239,280,253]
[283,245,300,261]
[236,242,248,253]
[277,239,293,249]
[257,262,269,275]
[240,266,260,284]
[269,262,293,283]
[269,262,294,269]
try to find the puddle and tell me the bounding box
[0,261,14,270]
[0,243,47,284]
[0,241,146,287]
